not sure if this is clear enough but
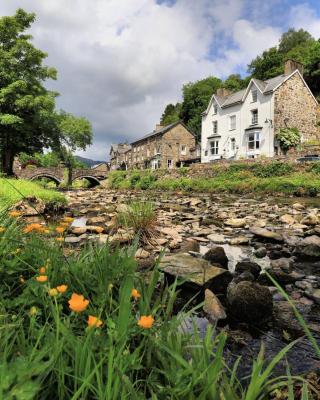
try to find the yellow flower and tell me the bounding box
[23,223,46,234]
[0,227,5,233]
[137,315,154,329]
[15,248,21,254]
[131,288,141,300]
[56,237,64,242]
[29,306,38,316]
[48,288,58,297]
[39,267,46,274]
[55,226,66,234]
[36,275,48,283]
[19,275,25,284]
[56,284,68,293]
[9,210,22,218]
[87,315,103,328]
[68,293,89,313]
[95,227,104,234]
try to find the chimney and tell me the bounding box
[216,88,232,97]
[155,123,164,131]
[284,59,304,76]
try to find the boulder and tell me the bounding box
[235,261,261,278]
[203,246,228,269]
[227,281,273,324]
[254,247,267,258]
[295,235,320,258]
[249,226,283,242]
[203,289,227,322]
[300,214,319,226]
[159,253,232,294]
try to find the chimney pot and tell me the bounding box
[216,88,232,97]
[284,59,304,76]
[155,123,164,131]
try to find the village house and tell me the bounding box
[201,60,319,162]
[109,143,132,170]
[128,121,199,170]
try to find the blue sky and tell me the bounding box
[0,0,319,160]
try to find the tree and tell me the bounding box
[248,47,284,80]
[278,28,314,54]
[56,111,92,186]
[179,77,222,141]
[160,103,181,126]
[0,9,60,175]
[223,74,248,92]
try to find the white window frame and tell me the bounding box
[247,131,260,151]
[251,89,258,102]
[230,138,236,151]
[210,140,219,155]
[167,159,173,169]
[251,109,258,125]
[213,105,218,115]
[180,145,187,155]
[213,121,218,134]
[229,115,236,131]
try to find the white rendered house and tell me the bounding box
[201,60,319,162]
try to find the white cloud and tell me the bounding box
[0,0,318,159]
[289,3,320,38]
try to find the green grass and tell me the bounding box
[0,178,66,208]
[0,211,317,398]
[108,162,320,196]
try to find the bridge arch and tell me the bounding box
[72,175,101,187]
[30,174,62,186]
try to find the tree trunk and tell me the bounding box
[67,165,72,187]
[1,148,15,176]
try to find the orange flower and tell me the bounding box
[36,275,48,283]
[9,211,21,218]
[56,284,68,293]
[56,226,66,234]
[131,288,141,299]
[137,315,154,329]
[87,315,103,328]
[95,227,104,234]
[39,267,46,274]
[56,237,64,242]
[68,293,89,313]
[0,227,5,233]
[23,223,45,234]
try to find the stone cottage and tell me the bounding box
[109,143,132,170]
[128,121,199,170]
[201,59,319,162]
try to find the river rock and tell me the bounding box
[203,246,228,269]
[249,226,283,242]
[225,218,247,228]
[135,248,150,259]
[292,202,304,210]
[254,247,267,258]
[227,281,273,324]
[64,236,81,244]
[203,289,227,322]
[295,235,320,258]
[207,233,227,244]
[300,214,319,226]
[229,236,249,245]
[270,258,293,273]
[280,214,296,225]
[159,253,232,294]
[235,261,261,278]
[12,197,46,216]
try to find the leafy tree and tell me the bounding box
[160,103,181,126]
[223,74,248,91]
[278,28,314,54]
[248,47,284,80]
[275,127,301,153]
[0,9,60,175]
[180,77,222,141]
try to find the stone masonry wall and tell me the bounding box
[274,73,319,142]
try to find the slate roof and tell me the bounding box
[110,143,131,155]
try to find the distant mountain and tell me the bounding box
[75,156,105,167]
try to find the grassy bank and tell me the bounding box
[108,162,320,196]
[0,210,317,398]
[0,178,66,208]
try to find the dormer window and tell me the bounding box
[251,89,257,102]
[213,105,218,115]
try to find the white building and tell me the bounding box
[201,60,319,162]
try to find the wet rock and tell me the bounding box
[229,236,249,245]
[159,253,232,294]
[207,233,227,244]
[233,271,255,283]
[273,301,304,337]
[203,246,228,269]
[309,289,320,305]
[254,247,267,258]
[227,281,273,324]
[203,289,227,322]
[225,218,246,228]
[249,226,283,242]
[295,235,320,258]
[235,261,261,278]
[270,258,293,273]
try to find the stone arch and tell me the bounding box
[30,174,62,186]
[72,175,101,187]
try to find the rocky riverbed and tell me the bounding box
[22,187,320,377]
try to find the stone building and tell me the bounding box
[201,59,319,162]
[128,121,198,169]
[109,143,132,170]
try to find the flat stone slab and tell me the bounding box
[249,226,283,242]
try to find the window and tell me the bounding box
[251,109,258,125]
[213,121,218,134]
[205,150,208,156]
[210,140,219,155]
[167,159,173,168]
[213,105,218,115]
[156,146,161,154]
[251,89,257,102]
[180,145,187,155]
[247,131,260,151]
[133,148,136,153]
[230,138,236,151]
[229,115,236,130]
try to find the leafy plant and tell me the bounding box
[275,128,301,152]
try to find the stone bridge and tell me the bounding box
[16,167,107,186]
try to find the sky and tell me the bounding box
[0,0,320,161]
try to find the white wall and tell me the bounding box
[201,82,275,163]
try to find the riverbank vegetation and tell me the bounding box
[0,178,66,208]
[0,210,318,398]
[108,161,320,196]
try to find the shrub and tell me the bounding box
[251,161,294,178]
[309,163,320,174]
[275,127,301,152]
[108,171,127,188]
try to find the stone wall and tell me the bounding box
[274,73,319,142]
